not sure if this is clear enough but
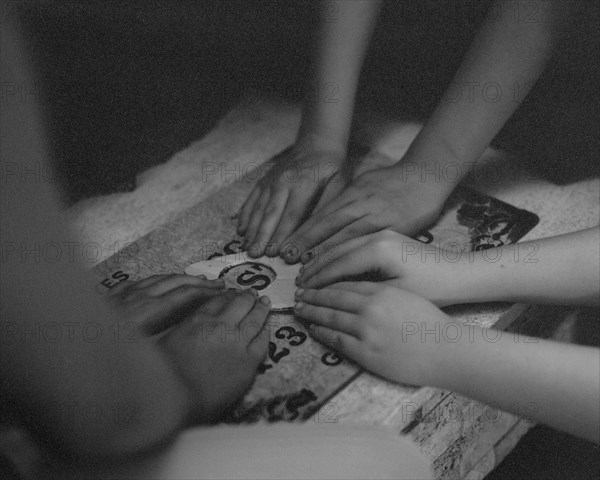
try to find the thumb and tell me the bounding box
[138,286,222,335]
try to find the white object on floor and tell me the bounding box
[58,423,432,480]
[185,253,300,310]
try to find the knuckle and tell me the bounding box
[256,194,269,208]
[318,289,333,304]
[310,270,328,286]
[264,202,280,217]
[359,323,377,346]
[285,204,303,219]
[293,234,308,248]
[346,226,363,239]
[327,330,341,347]
[355,322,369,341]
[324,309,338,328]
[300,289,315,303]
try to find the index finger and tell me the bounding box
[264,191,316,257]
[247,188,289,257]
[281,200,368,263]
[140,285,225,335]
[237,185,262,235]
[219,290,259,325]
[197,290,240,316]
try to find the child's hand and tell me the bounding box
[294,282,452,387]
[296,230,461,306]
[237,144,345,258]
[110,278,270,424]
[158,289,271,423]
[310,151,402,217]
[109,274,226,335]
[280,162,449,263]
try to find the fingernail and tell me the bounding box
[299,265,305,273]
[294,301,303,310]
[284,245,300,261]
[198,274,207,279]
[295,276,303,286]
[260,295,271,305]
[295,289,304,300]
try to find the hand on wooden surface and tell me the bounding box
[294,282,451,387]
[109,274,227,335]
[158,289,271,423]
[295,230,463,307]
[237,143,344,258]
[281,161,449,264]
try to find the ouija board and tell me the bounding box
[94,178,539,425]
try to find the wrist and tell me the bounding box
[426,322,486,390]
[395,132,471,195]
[428,249,516,307]
[295,130,348,157]
[429,253,487,306]
[452,248,520,305]
[417,313,466,387]
[399,258,468,308]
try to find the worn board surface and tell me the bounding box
[93,176,540,478]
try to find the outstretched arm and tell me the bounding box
[440,322,600,443]
[297,227,600,307]
[239,0,382,257]
[403,0,576,190]
[295,284,600,443]
[281,0,578,263]
[447,227,600,306]
[299,0,383,152]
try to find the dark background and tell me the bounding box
[15,0,599,203]
[8,3,600,477]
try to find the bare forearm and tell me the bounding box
[445,228,600,306]
[432,326,600,442]
[403,0,572,187]
[299,0,382,151]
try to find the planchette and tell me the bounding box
[185,253,300,311]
